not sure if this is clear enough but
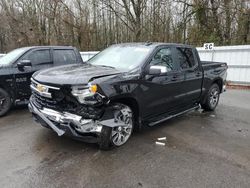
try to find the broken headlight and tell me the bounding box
[71,84,97,104]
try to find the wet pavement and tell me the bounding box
[0,89,250,188]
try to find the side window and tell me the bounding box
[176,47,196,69]
[53,50,77,65]
[21,50,51,65]
[149,47,175,72]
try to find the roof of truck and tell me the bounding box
[111,42,193,48]
[18,46,75,50]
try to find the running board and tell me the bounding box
[148,105,200,126]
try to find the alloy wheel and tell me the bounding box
[111,106,133,146]
[209,88,219,108]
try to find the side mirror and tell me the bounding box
[148,65,167,75]
[17,60,32,69]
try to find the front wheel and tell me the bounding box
[0,88,12,117]
[201,84,220,111]
[99,103,134,150]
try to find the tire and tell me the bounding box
[99,103,134,150]
[201,84,220,111]
[0,88,12,117]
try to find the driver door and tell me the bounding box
[141,46,185,120]
[14,49,52,100]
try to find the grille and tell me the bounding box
[32,91,59,110]
[31,79,65,110]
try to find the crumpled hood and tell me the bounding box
[32,63,121,85]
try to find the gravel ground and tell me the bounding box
[0,89,249,188]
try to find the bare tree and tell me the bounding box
[0,0,248,52]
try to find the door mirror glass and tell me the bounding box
[17,60,32,69]
[148,65,167,75]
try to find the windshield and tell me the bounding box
[88,45,152,71]
[0,48,27,65]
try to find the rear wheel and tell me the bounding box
[0,88,11,117]
[201,84,220,111]
[99,103,134,150]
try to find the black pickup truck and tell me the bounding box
[29,43,227,149]
[0,46,83,116]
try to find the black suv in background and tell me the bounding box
[29,43,227,150]
[0,46,83,116]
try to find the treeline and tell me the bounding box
[0,0,249,52]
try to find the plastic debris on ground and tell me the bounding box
[157,137,167,141]
[155,142,165,146]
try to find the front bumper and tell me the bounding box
[29,100,103,143]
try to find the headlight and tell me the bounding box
[71,84,98,104]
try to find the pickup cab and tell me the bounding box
[29,43,227,149]
[0,46,83,116]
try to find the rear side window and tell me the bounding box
[176,48,196,69]
[21,49,51,65]
[53,50,77,65]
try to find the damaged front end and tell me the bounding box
[29,79,118,143]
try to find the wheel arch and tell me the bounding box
[110,96,141,129]
[211,78,223,93]
[201,78,222,105]
[0,85,14,100]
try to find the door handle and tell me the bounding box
[171,75,178,81]
[196,72,202,77]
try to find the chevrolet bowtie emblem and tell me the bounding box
[37,84,47,93]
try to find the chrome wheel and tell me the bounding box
[111,105,133,146]
[209,88,219,108]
